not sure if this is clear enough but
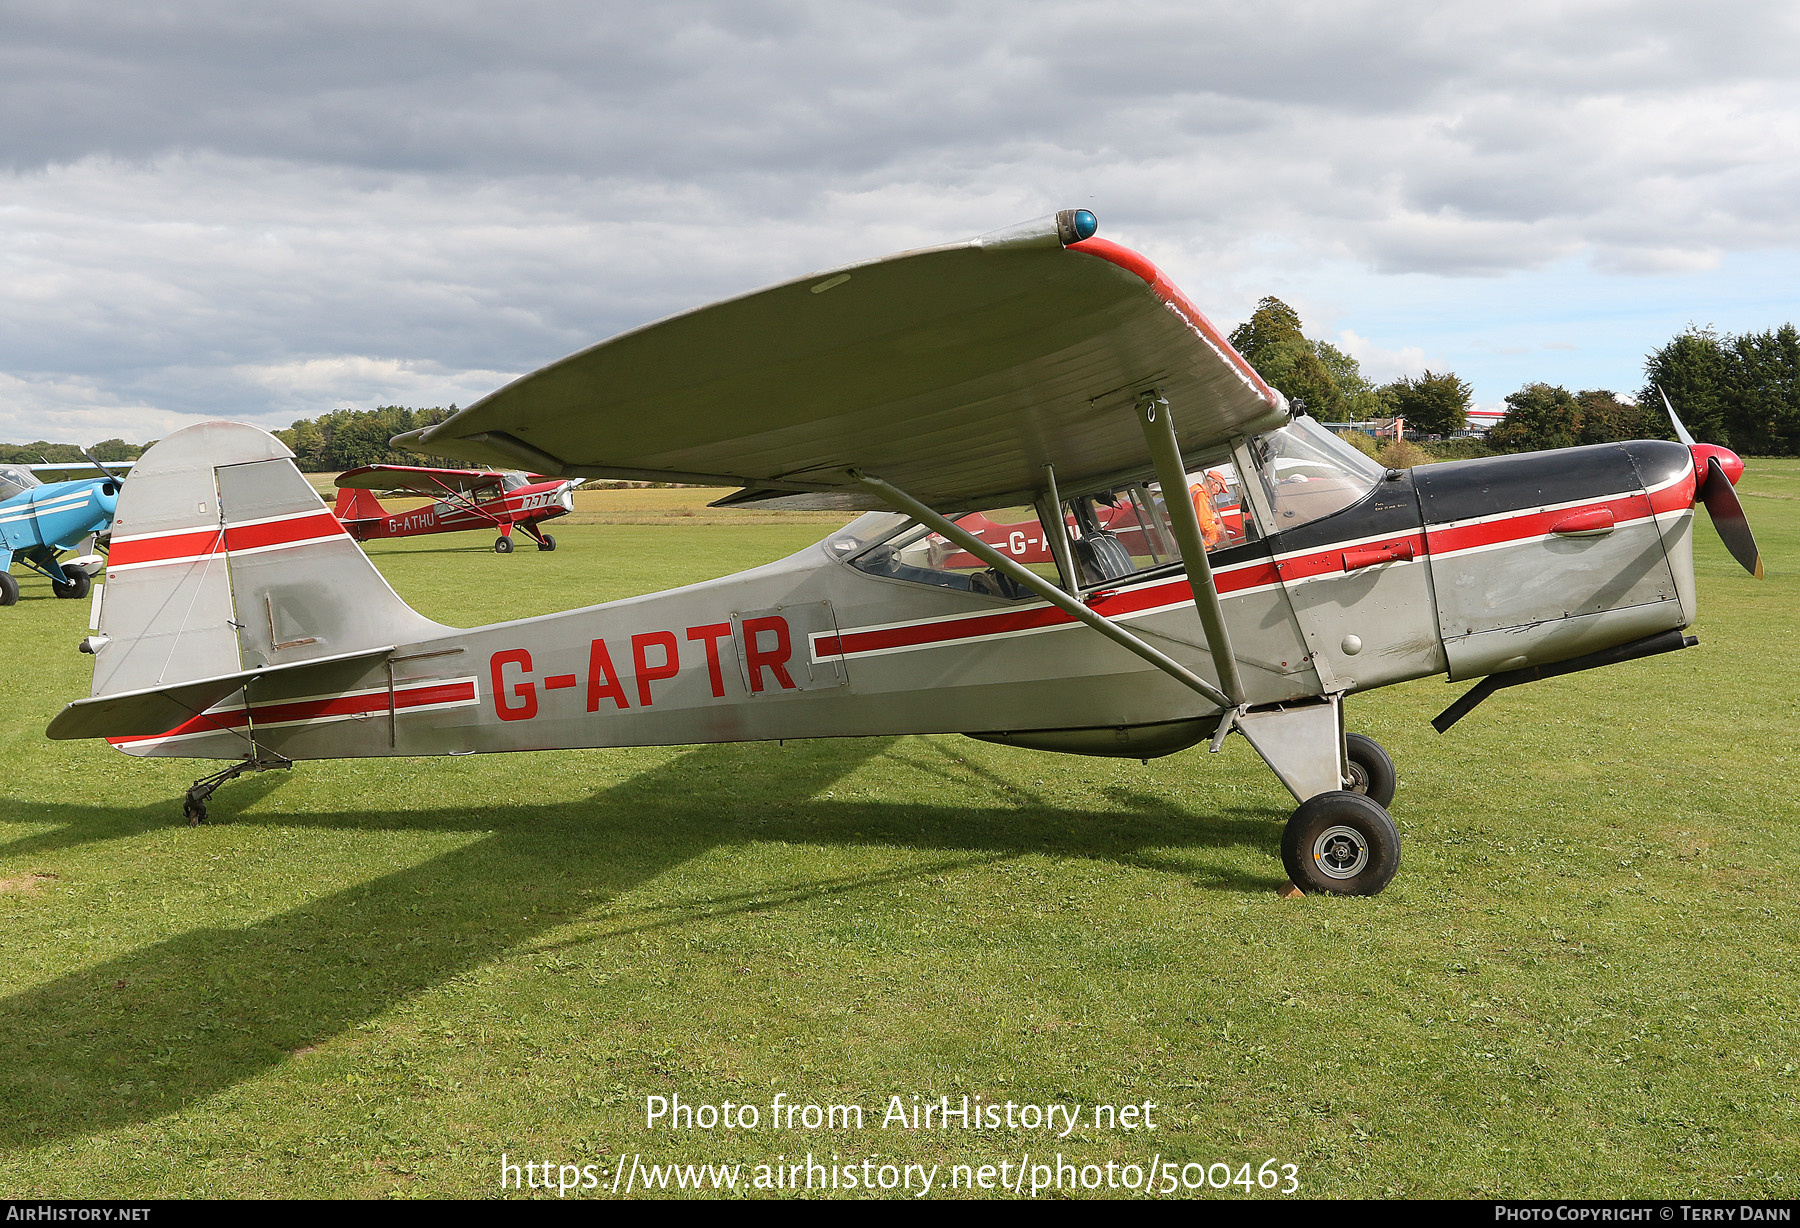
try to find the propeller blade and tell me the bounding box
[82,449,126,485]
[1701,455,1763,578]
[1658,387,1698,447]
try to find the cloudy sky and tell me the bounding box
[2,0,1797,443]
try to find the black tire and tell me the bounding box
[536,534,556,552]
[1281,790,1401,897]
[51,565,91,600]
[494,536,514,554]
[1343,732,1396,807]
[0,571,16,607]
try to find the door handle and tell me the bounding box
[1551,508,1615,537]
[1341,540,1414,572]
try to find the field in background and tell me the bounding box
[0,462,1795,1198]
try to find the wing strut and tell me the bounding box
[1134,392,1246,706]
[849,470,1234,711]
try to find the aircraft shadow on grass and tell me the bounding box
[0,737,1286,1146]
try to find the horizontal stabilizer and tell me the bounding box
[48,645,395,741]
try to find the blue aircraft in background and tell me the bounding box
[0,459,126,607]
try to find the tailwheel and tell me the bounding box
[493,536,514,554]
[52,566,91,600]
[1281,790,1400,897]
[1343,732,1396,807]
[536,534,556,552]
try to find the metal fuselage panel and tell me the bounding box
[1414,441,1695,680]
[1260,474,1444,694]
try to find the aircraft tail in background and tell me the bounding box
[332,485,387,526]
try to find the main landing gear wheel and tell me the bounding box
[0,572,16,606]
[536,534,556,551]
[51,567,91,600]
[1281,790,1401,897]
[1343,732,1396,808]
[493,536,514,554]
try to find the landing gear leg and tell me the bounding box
[182,757,292,825]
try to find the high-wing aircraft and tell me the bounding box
[332,465,578,553]
[0,459,124,607]
[46,211,1763,896]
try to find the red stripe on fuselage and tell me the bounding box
[106,679,477,746]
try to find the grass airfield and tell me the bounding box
[1,468,1796,1199]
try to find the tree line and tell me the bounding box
[0,406,456,473]
[1231,298,1800,454]
[275,405,456,471]
[0,438,146,465]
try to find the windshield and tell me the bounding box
[824,511,911,560]
[1247,417,1384,531]
[0,464,42,501]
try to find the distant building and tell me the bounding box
[1324,417,1406,439]
[1464,407,1505,434]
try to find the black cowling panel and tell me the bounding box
[1622,439,1692,493]
[1412,443,1643,525]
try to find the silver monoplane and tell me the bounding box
[48,212,1762,895]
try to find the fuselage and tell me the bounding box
[108,433,1702,764]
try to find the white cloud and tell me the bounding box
[1331,331,1432,386]
[0,1,1798,440]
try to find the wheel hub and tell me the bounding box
[1313,825,1369,879]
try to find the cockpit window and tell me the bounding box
[1059,463,1256,589]
[500,471,530,492]
[847,505,1060,600]
[1246,416,1384,531]
[0,464,41,501]
[824,511,911,561]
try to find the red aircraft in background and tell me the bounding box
[332,465,578,553]
[931,469,1246,572]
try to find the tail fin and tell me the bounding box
[333,486,386,523]
[94,422,447,702]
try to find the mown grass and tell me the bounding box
[1,465,1796,1199]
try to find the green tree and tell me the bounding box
[1724,324,1800,455]
[1313,340,1384,418]
[90,438,145,461]
[1572,389,1648,444]
[1491,383,1579,452]
[1229,296,1345,417]
[1639,326,1730,445]
[1380,370,1472,437]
